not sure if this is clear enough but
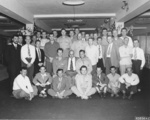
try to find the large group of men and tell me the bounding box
[5,27,145,101]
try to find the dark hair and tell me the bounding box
[80,65,87,71]
[79,50,85,54]
[57,69,63,74]
[57,48,63,53]
[97,67,102,71]
[97,37,102,39]
[110,66,116,70]
[102,28,107,31]
[21,67,27,71]
[35,40,41,44]
[40,65,46,69]
[133,39,139,43]
[61,28,66,32]
[121,27,127,32]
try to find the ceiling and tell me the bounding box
[0,0,150,36]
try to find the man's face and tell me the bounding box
[21,69,27,77]
[37,32,41,38]
[110,68,116,74]
[40,67,46,74]
[58,70,63,77]
[127,68,132,76]
[93,33,98,39]
[75,28,79,34]
[32,36,37,41]
[69,31,74,37]
[25,36,31,44]
[61,30,66,36]
[35,41,41,48]
[113,30,118,37]
[134,41,139,48]
[77,33,82,40]
[13,36,18,44]
[79,51,85,59]
[88,38,93,45]
[81,67,87,75]
[122,29,127,36]
[69,51,74,58]
[97,68,102,75]
[49,34,54,41]
[124,38,129,45]
[42,32,46,38]
[102,30,107,36]
[53,31,58,37]
[97,38,102,44]
[18,36,23,44]
[57,50,63,57]
[85,34,89,40]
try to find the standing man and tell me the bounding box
[105,36,120,75]
[18,35,24,46]
[5,35,21,95]
[132,39,145,91]
[57,28,72,58]
[34,40,45,76]
[85,38,99,75]
[44,33,60,76]
[119,37,133,75]
[40,31,49,50]
[21,36,36,82]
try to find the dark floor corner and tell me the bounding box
[0,68,149,120]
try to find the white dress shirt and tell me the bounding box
[132,47,145,68]
[85,45,99,65]
[21,44,36,64]
[119,45,132,65]
[67,57,76,71]
[119,73,139,86]
[120,36,133,48]
[106,43,113,58]
[13,74,33,94]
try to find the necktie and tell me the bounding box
[134,48,137,60]
[70,58,73,71]
[107,44,111,56]
[37,48,41,61]
[99,45,101,56]
[28,45,31,57]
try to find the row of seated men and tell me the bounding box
[13,65,139,101]
[5,27,145,98]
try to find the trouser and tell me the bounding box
[120,84,137,94]
[120,64,132,75]
[22,61,34,83]
[105,58,111,75]
[48,89,72,97]
[71,86,96,97]
[36,85,50,94]
[97,58,105,72]
[65,70,77,87]
[91,64,97,75]
[45,60,53,76]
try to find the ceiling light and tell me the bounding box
[63,0,85,6]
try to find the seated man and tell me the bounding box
[92,67,109,98]
[71,65,96,100]
[12,67,37,101]
[119,67,139,99]
[107,66,120,97]
[48,69,72,99]
[33,66,52,98]
[65,50,78,87]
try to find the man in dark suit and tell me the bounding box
[5,35,21,94]
[34,40,45,76]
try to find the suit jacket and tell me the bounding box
[33,72,52,85]
[92,73,109,87]
[5,44,21,70]
[34,48,45,75]
[105,43,120,67]
[52,75,70,92]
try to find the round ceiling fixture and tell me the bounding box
[63,0,85,6]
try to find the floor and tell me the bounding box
[0,68,149,120]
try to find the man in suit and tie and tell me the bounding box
[5,35,21,95]
[65,50,78,87]
[105,36,120,75]
[21,36,36,82]
[48,69,72,99]
[34,40,45,76]
[33,66,52,98]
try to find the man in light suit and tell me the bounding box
[48,69,72,99]
[33,66,52,98]
[34,40,45,76]
[65,50,78,87]
[105,36,120,75]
